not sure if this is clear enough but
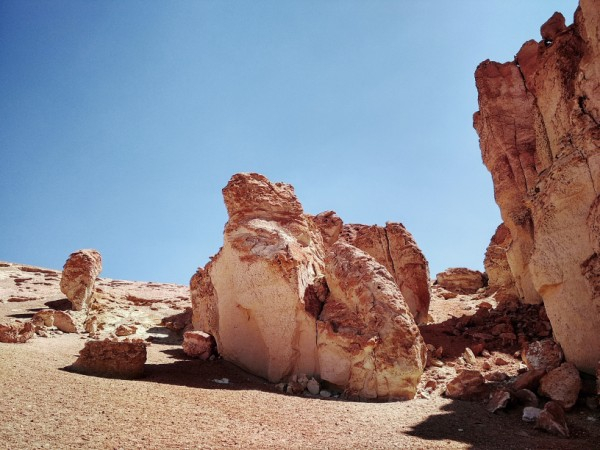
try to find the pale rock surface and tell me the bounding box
[317,241,426,400]
[182,331,216,360]
[0,321,34,343]
[191,173,426,399]
[435,268,486,295]
[522,339,563,371]
[60,249,102,311]
[487,390,511,413]
[340,222,431,323]
[535,401,569,437]
[474,1,600,374]
[523,406,542,422]
[115,324,137,337]
[53,311,78,333]
[484,224,519,302]
[70,339,147,379]
[538,362,582,409]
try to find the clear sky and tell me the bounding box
[0,0,579,285]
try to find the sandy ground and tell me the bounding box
[1,262,599,449]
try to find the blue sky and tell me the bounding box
[0,0,578,284]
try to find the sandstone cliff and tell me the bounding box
[191,173,427,399]
[474,0,599,373]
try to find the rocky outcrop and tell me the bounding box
[340,223,431,324]
[435,268,486,294]
[0,321,34,343]
[60,249,102,311]
[191,173,426,399]
[474,1,600,373]
[69,339,147,379]
[484,224,519,302]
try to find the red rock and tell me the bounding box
[60,249,102,311]
[445,370,485,399]
[161,307,192,332]
[494,356,509,366]
[115,324,137,337]
[511,369,546,391]
[340,222,431,324]
[53,311,78,333]
[0,321,34,343]
[470,343,485,356]
[435,268,486,295]
[485,371,508,382]
[70,339,146,379]
[182,331,216,360]
[32,310,55,328]
[535,401,569,437]
[538,362,582,410]
[522,339,563,371]
[474,0,600,375]
[514,389,539,407]
[487,390,511,413]
[311,211,343,248]
[484,223,519,302]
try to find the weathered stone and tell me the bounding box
[317,241,426,400]
[514,389,539,407]
[535,401,569,437]
[340,222,431,324]
[522,406,542,422]
[53,311,78,333]
[522,339,563,371]
[161,307,193,332]
[182,331,216,360]
[60,249,102,311]
[435,268,486,295]
[540,12,567,42]
[474,1,600,374]
[484,223,519,302]
[70,339,146,379]
[191,173,426,400]
[311,211,343,249]
[445,370,485,399]
[463,347,477,365]
[538,362,582,410]
[32,310,55,328]
[0,321,34,343]
[485,371,508,382]
[511,369,546,391]
[115,324,137,337]
[487,390,511,413]
[306,378,320,395]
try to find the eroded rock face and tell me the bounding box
[0,321,34,343]
[340,223,431,323]
[435,268,486,295]
[60,249,102,311]
[191,173,426,399]
[484,224,518,302]
[69,339,146,379]
[317,242,426,400]
[474,2,600,373]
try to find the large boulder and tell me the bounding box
[340,223,431,324]
[474,1,600,374]
[538,362,582,410]
[69,339,147,379]
[60,249,102,311]
[191,173,426,399]
[435,268,486,294]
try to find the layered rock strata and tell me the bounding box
[60,249,102,311]
[191,173,427,400]
[474,1,600,373]
[435,268,486,295]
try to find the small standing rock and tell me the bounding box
[535,401,569,437]
[182,331,216,360]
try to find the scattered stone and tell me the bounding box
[512,369,546,392]
[481,350,491,358]
[320,390,332,398]
[494,356,509,366]
[307,378,320,395]
[538,362,582,410]
[487,390,511,413]
[470,343,485,356]
[463,348,477,365]
[535,401,569,437]
[522,406,541,423]
[69,339,146,379]
[522,339,563,372]
[60,249,102,311]
[445,370,485,400]
[182,331,216,360]
[161,307,193,332]
[485,371,508,382]
[514,389,539,407]
[53,311,78,333]
[482,361,491,371]
[0,321,34,343]
[115,324,137,337]
[213,378,229,384]
[32,310,55,328]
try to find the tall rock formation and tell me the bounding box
[60,249,102,311]
[191,173,427,399]
[484,223,519,302]
[340,223,431,324]
[474,1,599,373]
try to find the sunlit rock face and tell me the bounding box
[474,1,600,373]
[191,172,427,399]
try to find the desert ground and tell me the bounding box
[1,261,599,450]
